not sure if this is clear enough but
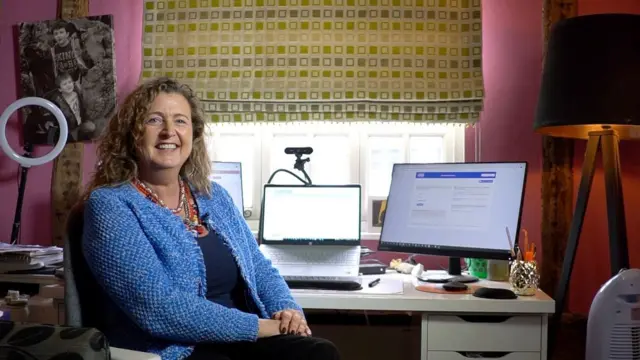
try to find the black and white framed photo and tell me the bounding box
[367,196,388,233]
[17,15,117,145]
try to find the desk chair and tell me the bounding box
[63,202,106,329]
[63,202,159,360]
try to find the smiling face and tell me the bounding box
[138,92,193,175]
[58,77,74,95]
[53,27,69,46]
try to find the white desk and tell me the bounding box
[0,272,554,360]
[111,347,160,360]
[292,272,555,360]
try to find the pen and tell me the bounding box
[505,226,515,258]
[522,228,529,258]
[368,278,381,288]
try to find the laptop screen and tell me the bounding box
[259,185,361,245]
[210,161,244,215]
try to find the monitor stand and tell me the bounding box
[419,257,479,283]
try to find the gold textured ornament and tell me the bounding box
[509,260,540,296]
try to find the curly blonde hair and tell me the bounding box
[85,77,212,197]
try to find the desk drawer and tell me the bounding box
[427,315,542,352]
[428,351,540,360]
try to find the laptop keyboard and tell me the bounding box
[283,275,363,291]
[263,247,360,266]
[283,275,361,282]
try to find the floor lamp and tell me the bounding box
[533,14,640,357]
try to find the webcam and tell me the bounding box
[284,147,313,155]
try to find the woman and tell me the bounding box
[82,77,341,360]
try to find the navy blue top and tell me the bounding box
[197,230,249,311]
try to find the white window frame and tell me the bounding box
[260,124,361,191]
[206,122,465,238]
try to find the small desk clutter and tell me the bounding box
[0,244,62,273]
[0,244,64,326]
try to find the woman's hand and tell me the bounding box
[257,319,283,338]
[273,309,312,336]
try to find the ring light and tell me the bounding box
[0,97,68,168]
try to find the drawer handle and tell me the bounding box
[457,352,512,358]
[457,315,511,323]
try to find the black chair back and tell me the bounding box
[63,202,106,329]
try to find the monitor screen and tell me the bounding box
[259,185,361,245]
[378,162,527,260]
[210,161,244,214]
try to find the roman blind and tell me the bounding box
[142,0,484,124]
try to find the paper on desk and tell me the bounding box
[361,277,404,294]
[293,278,404,295]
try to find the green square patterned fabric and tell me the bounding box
[142,0,484,124]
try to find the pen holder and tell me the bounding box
[509,260,539,296]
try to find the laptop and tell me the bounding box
[258,184,362,280]
[209,161,244,215]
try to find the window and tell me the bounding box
[206,122,465,233]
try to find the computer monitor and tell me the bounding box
[259,184,361,245]
[378,162,527,281]
[210,161,244,215]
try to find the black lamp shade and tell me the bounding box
[534,14,640,140]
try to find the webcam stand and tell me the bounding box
[266,148,313,186]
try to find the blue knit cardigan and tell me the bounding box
[82,181,303,359]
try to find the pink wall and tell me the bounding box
[0,0,142,245]
[1,0,639,314]
[469,0,640,314]
[473,0,544,259]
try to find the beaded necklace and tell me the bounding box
[132,178,185,214]
[132,178,206,237]
[182,184,207,237]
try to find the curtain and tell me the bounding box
[141,0,484,124]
